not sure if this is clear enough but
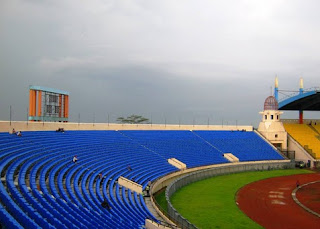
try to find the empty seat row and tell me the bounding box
[0,130,284,228]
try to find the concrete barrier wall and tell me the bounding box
[0,121,253,132]
[118,176,143,194]
[168,158,186,170]
[165,160,294,229]
[223,153,239,162]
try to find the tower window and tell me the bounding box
[265,115,267,120]
[271,115,274,120]
[277,115,279,120]
[275,134,278,138]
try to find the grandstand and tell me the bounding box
[0,128,284,228]
[283,123,320,159]
[121,130,228,168]
[312,123,320,133]
[194,131,284,161]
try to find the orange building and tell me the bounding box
[28,86,69,122]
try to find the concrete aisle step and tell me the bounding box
[144,196,164,222]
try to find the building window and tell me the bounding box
[49,94,58,103]
[275,134,278,138]
[277,115,279,120]
[265,115,267,120]
[271,115,274,120]
[46,105,52,114]
[55,106,60,114]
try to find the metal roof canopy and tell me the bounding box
[29,85,69,95]
[279,90,320,111]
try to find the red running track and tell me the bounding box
[296,181,320,215]
[236,173,320,229]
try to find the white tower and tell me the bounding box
[258,96,287,150]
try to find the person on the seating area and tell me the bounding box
[12,128,16,134]
[73,155,78,163]
[145,182,151,197]
[17,131,22,137]
[101,198,111,210]
[56,128,65,133]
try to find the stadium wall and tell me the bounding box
[287,135,317,166]
[163,160,293,229]
[282,119,320,124]
[0,121,253,132]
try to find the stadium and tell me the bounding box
[1,77,320,229]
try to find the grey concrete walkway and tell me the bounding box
[144,196,164,222]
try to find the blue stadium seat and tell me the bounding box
[0,129,283,228]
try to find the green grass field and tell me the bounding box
[168,169,313,229]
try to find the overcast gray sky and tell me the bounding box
[1,0,320,126]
